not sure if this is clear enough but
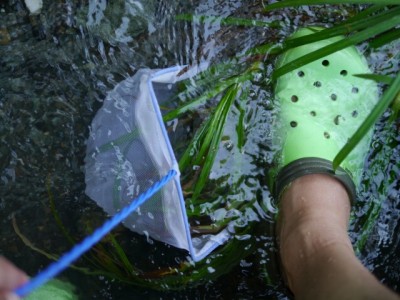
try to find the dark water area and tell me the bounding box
[0,0,399,299]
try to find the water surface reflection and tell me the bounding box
[0,0,399,298]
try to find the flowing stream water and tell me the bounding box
[0,0,399,299]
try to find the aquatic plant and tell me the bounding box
[263,1,400,254]
[15,0,399,292]
[172,0,400,246]
[168,0,399,250]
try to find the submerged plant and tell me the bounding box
[15,0,399,291]
[168,1,400,191]
[265,0,400,254]
[165,1,400,253]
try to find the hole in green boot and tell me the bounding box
[313,81,321,87]
[334,115,343,125]
[324,132,330,139]
[352,87,359,94]
[290,121,297,128]
[340,70,347,76]
[297,71,305,77]
[330,93,337,101]
[291,95,298,102]
[352,110,358,118]
[310,111,316,117]
[322,60,329,66]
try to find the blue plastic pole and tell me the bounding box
[14,169,176,297]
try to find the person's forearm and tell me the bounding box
[282,221,398,300]
[278,174,399,300]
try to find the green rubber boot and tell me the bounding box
[272,27,379,202]
[25,279,78,300]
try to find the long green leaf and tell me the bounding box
[265,0,400,11]
[47,178,110,270]
[390,91,400,121]
[354,199,382,253]
[333,71,400,169]
[192,84,240,200]
[163,73,252,121]
[92,129,139,154]
[353,73,393,84]
[47,178,76,245]
[245,42,282,56]
[167,60,241,109]
[176,14,280,27]
[179,116,212,172]
[108,234,137,275]
[340,4,387,24]
[283,6,400,49]
[164,61,262,122]
[273,15,400,79]
[191,88,235,168]
[236,94,247,152]
[369,28,400,48]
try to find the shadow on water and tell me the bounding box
[0,0,399,298]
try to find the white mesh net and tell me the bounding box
[85,66,231,261]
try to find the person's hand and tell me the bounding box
[0,256,28,300]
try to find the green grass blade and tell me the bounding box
[90,244,126,277]
[192,84,240,199]
[390,91,400,121]
[179,116,212,172]
[340,4,387,24]
[333,71,400,169]
[353,73,394,84]
[186,97,232,173]
[369,28,400,48]
[166,61,240,109]
[163,60,261,123]
[176,13,281,27]
[354,198,382,253]
[265,0,400,11]
[89,129,139,155]
[13,216,60,261]
[273,15,400,79]
[163,73,252,121]
[108,234,137,275]
[236,96,247,152]
[47,178,76,245]
[192,87,236,168]
[245,42,283,56]
[283,6,400,49]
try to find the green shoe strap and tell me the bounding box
[274,157,356,204]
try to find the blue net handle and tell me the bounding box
[14,169,177,298]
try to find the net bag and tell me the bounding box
[85,65,232,262]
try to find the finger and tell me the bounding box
[0,257,29,290]
[3,292,20,300]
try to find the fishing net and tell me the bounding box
[84,65,232,261]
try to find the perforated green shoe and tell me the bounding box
[273,27,379,202]
[25,279,78,300]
